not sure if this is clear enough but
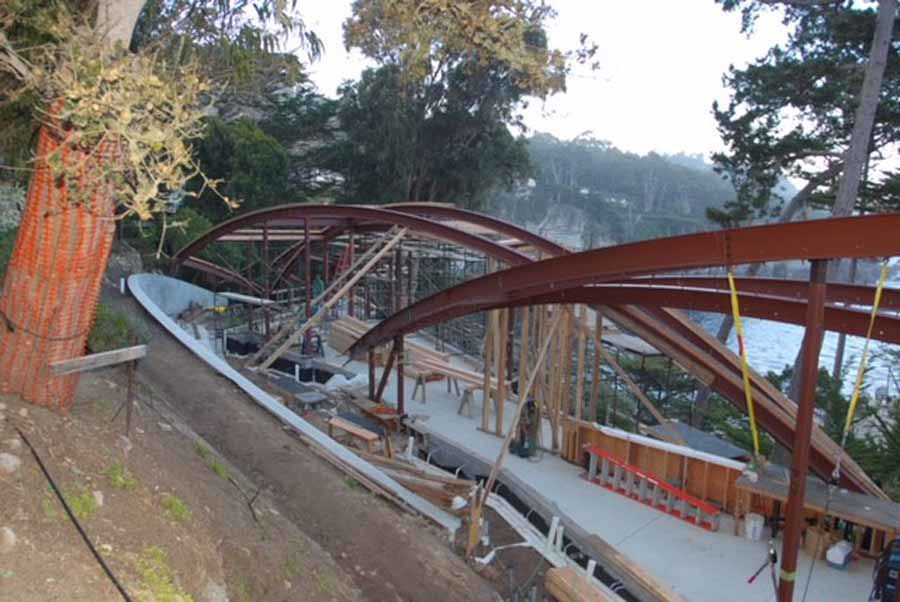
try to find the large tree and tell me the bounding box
[0,0,314,410]
[332,0,594,207]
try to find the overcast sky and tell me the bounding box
[302,1,789,159]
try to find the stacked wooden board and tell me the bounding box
[329,316,452,369]
[354,449,475,515]
[545,567,612,602]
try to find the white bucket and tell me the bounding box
[744,513,764,541]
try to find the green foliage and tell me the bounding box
[88,303,148,353]
[0,227,17,282]
[711,2,900,222]
[328,65,531,207]
[189,117,290,221]
[0,5,232,220]
[40,493,58,520]
[65,484,99,521]
[0,182,24,231]
[332,0,594,208]
[194,441,230,480]
[161,493,191,524]
[135,546,195,602]
[344,0,571,99]
[105,462,138,491]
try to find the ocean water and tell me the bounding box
[694,272,900,399]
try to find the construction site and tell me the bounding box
[108,203,900,602]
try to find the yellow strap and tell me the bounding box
[780,569,796,582]
[727,271,761,458]
[843,262,890,437]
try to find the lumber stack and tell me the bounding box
[329,316,451,367]
[353,449,475,514]
[545,567,612,602]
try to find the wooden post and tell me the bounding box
[482,309,496,432]
[125,360,136,436]
[466,309,564,557]
[262,220,271,336]
[494,308,509,436]
[589,311,603,423]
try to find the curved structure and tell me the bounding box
[348,213,900,497]
[173,202,899,497]
[350,214,900,353]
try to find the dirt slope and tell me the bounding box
[0,370,362,602]
[101,284,501,602]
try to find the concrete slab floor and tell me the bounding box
[329,341,876,602]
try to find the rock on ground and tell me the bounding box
[0,527,16,553]
[0,453,22,475]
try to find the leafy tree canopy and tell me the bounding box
[710,1,900,225]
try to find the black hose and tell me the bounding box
[15,426,133,602]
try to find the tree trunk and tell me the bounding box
[0,126,119,411]
[0,0,145,412]
[788,0,896,401]
[831,0,896,219]
[832,257,859,380]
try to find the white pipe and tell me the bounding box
[128,274,460,534]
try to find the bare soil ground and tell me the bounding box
[98,284,502,602]
[0,370,362,602]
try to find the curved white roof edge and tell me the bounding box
[127,273,460,533]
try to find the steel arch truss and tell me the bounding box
[349,213,900,497]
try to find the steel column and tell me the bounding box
[396,335,405,415]
[304,218,311,318]
[263,221,271,336]
[778,259,827,602]
[368,348,375,400]
[349,229,356,317]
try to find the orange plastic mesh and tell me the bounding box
[0,123,118,412]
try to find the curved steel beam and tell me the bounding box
[385,203,570,257]
[182,257,264,296]
[172,204,532,271]
[621,276,900,311]
[350,213,900,354]
[386,284,900,344]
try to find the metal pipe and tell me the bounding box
[778,259,827,602]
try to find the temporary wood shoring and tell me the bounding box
[254,228,407,370]
[466,309,564,557]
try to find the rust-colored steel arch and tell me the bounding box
[385,203,570,257]
[619,276,900,310]
[381,283,900,345]
[171,204,533,274]
[350,213,900,354]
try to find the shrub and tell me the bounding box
[88,303,149,352]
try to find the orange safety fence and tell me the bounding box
[0,122,118,412]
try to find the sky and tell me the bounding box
[301,1,790,159]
